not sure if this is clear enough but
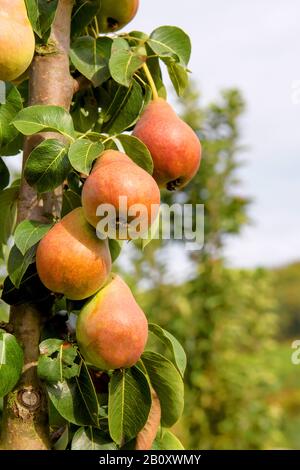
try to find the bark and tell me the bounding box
[0,0,75,450]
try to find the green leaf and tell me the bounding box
[7,244,36,288]
[1,264,51,307]
[70,36,112,87]
[68,139,103,175]
[109,38,145,87]
[67,171,81,193]
[11,178,21,188]
[61,189,82,217]
[152,428,184,450]
[38,339,80,383]
[53,425,69,450]
[0,185,20,247]
[13,105,75,140]
[111,134,153,174]
[108,367,151,445]
[25,0,59,39]
[127,31,149,42]
[102,80,144,134]
[0,330,23,398]
[108,239,123,263]
[75,361,100,426]
[40,338,65,355]
[48,398,67,428]
[141,351,184,428]
[25,139,70,193]
[0,85,23,151]
[148,324,187,377]
[0,300,9,323]
[148,26,191,66]
[1,133,23,157]
[71,427,117,450]
[71,96,99,133]
[47,380,91,426]
[0,158,9,190]
[38,355,62,384]
[1,263,50,306]
[166,62,189,97]
[14,220,53,256]
[47,361,100,426]
[71,1,101,37]
[140,210,160,250]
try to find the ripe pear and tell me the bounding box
[96,0,139,33]
[76,274,148,370]
[0,0,35,82]
[133,98,202,191]
[36,208,111,300]
[81,150,160,240]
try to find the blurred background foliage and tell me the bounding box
[1,83,300,449]
[118,83,300,449]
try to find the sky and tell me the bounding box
[4,1,300,278]
[132,0,300,270]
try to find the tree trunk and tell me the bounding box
[0,0,75,450]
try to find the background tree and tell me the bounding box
[121,84,285,449]
[273,262,300,340]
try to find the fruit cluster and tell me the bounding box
[1,0,201,372]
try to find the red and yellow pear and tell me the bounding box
[76,274,148,370]
[133,98,202,191]
[36,208,111,300]
[0,0,35,81]
[82,150,160,240]
[96,0,139,33]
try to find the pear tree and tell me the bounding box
[0,0,200,450]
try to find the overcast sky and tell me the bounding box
[132,0,300,270]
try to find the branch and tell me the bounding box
[0,322,14,334]
[73,75,92,94]
[0,0,75,451]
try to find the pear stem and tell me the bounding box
[94,16,100,36]
[90,25,98,39]
[142,63,159,100]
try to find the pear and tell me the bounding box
[0,0,35,81]
[96,0,139,33]
[76,274,148,370]
[81,150,160,240]
[133,98,202,190]
[36,208,111,300]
